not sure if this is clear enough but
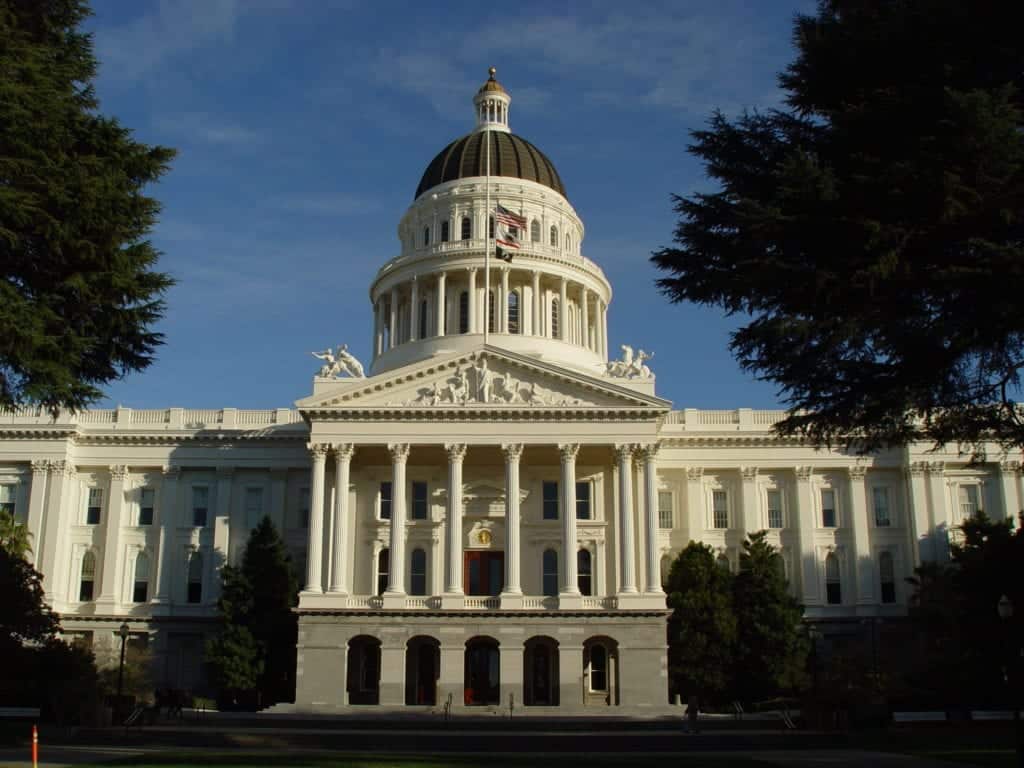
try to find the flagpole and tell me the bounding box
[484,124,491,346]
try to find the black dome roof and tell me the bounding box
[415,131,566,200]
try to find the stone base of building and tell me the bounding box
[294,609,670,714]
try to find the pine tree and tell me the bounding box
[0,0,175,413]
[652,0,1024,451]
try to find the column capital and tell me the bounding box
[109,464,129,480]
[686,466,704,481]
[795,465,814,481]
[445,443,468,463]
[387,443,411,463]
[333,443,356,460]
[30,459,49,475]
[558,443,580,463]
[999,459,1022,474]
[46,459,74,477]
[161,465,181,479]
[216,465,235,478]
[307,443,330,460]
[925,461,945,476]
[846,464,868,480]
[501,443,524,461]
[614,444,636,462]
[740,465,758,481]
[467,266,478,275]
[904,461,927,477]
[639,443,661,462]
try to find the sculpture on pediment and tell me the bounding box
[607,344,654,379]
[474,358,494,403]
[405,361,562,406]
[312,344,365,378]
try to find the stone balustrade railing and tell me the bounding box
[0,407,305,430]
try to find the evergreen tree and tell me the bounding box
[664,542,737,703]
[0,545,60,659]
[652,0,1024,451]
[0,0,175,413]
[206,517,298,708]
[0,510,32,558]
[732,531,808,704]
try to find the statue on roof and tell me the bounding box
[312,344,365,379]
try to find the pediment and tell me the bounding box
[296,346,671,416]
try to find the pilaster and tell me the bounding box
[847,465,874,605]
[25,460,49,568]
[642,444,663,595]
[558,443,582,608]
[500,443,524,607]
[96,465,128,608]
[740,466,760,533]
[904,461,932,564]
[794,466,820,605]
[38,460,73,596]
[925,462,948,561]
[382,443,410,607]
[212,466,234,600]
[153,465,180,607]
[442,443,467,608]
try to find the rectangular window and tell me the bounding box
[873,487,891,527]
[86,488,103,525]
[958,485,980,520]
[658,491,673,529]
[244,487,263,529]
[542,481,559,520]
[766,490,783,529]
[575,481,591,520]
[299,487,310,529]
[821,489,837,528]
[139,488,155,526]
[712,490,728,529]
[379,482,392,520]
[0,484,16,516]
[191,487,209,528]
[411,481,428,520]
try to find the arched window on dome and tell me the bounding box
[489,216,495,239]
[461,216,471,240]
[423,226,431,247]
[458,292,469,334]
[508,290,520,334]
[550,225,558,247]
[530,219,540,243]
[441,220,449,243]
[550,297,560,339]
[419,300,429,339]
[565,233,571,251]
[487,290,496,333]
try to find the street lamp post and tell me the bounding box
[996,595,1022,767]
[116,621,130,723]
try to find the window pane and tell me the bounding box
[590,645,607,691]
[712,490,728,529]
[821,489,836,527]
[192,487,209,527]
[245,487,263,529]
[575,481,590,520]
[543,481,558,520]
[139,488,155,526]
[380,482,392,520]
[658,491,673,529]
[542,549,558,596]
[187,553,203,604]
[412,481,428,520]
[508,291,520,335]
[958,485,979,519]
[458,292,469,334]
[87,488,103,525]
[873,487,891,527]
[377,549,389,596]
[441,220,449,242]
[577,549,592,596]
[410,549,427,596]
[825,554,841,604]
[766,490,783,529]
[461,216,471,240]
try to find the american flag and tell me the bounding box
[494,203,524,255]
[495,203,526,229]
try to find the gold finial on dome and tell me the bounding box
[488,66,496,78]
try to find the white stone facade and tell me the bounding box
[2,71,1021,713]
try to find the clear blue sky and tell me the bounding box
[86,0,815,411]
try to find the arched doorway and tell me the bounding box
[346,635,381,705]
[464,636,499,705]
[405,636,439,706]
[523,636,559,706]
[583,636,619,707]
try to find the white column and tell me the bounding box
[685,467,704,540]
[847,465,874,605]
[616,445,637,595]
[330,444,355,594]
[601,301,609,358]
[998,460,1020,521]
[97,465,127,606]
[558,277,568,341]
[154,465,180,605]
[388,286,398,349]
[304,444,328,594]
[740,466,760,533]
[501,444,523,604]
[642,445,663,594]
[531,271,541,337]
[580,286,589,350]
[468,268,478,333]
[25,460,48,568]
[409,277,419,342]
[373,299,382,358]
[558,444,581,604]
[500,267,510,333]
[905,461,932,564]
[384,443,410,600]
[794,466,820,604]
[443,443,467,606]
[436,271,447,338]
[925,462,948,561]
[38,460,73,595]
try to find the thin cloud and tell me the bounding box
[278,195,380,216]
[153,113,263,148]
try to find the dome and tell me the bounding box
[414,131,566,199]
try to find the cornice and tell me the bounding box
[303,406,663,422]
[295,608,671,619]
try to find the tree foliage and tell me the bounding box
[206,517,298,708]
[0,0,175,413]
[0,545,60,657]
[0,509,32,558]
[652,0,1024,451]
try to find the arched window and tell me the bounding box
[489,215,495,239]
[423,226,430,247]
[458,291,469,334]
[716,553,730,572]
[577,549,592,596]
[550,298,560,339]
[879,551,896,604]
[461,216,471,240]
[825,553,841,604]
[589,644,608,692]
[565,233,571,251]
[508,290,520,334]
[79,550,96,601]
[530,219,540,243]
[410,548,427,596]
[377,548,390,596]
[542,549,558,597]
[133,552,150,603]
[187,551,203,604]
[549,225,558,247]
[440,220,449,242]
[419,299,428,339]
[487,290,496,333]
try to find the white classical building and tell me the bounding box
[2,70,1021,713]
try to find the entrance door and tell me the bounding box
[464,551,504,596]
[464,638,500,705]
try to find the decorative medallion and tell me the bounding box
[477,529,492,546]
